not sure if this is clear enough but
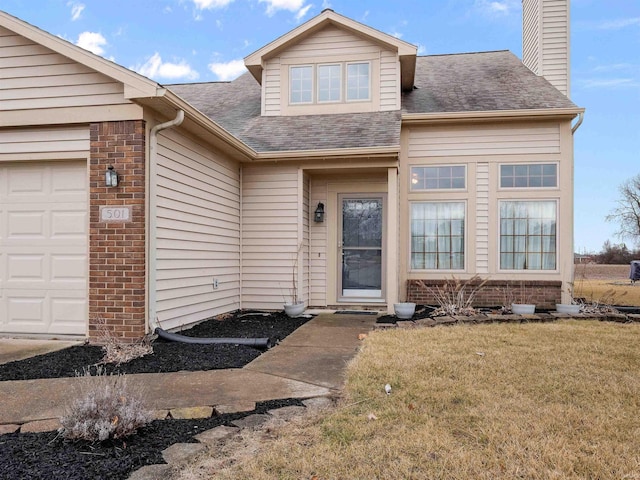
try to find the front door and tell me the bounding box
[339,195,384,300]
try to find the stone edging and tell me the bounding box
[375,312,640,330]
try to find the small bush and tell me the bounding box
[60,367,152,442]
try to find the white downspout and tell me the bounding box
[148,110,184,332]
[571,111,584,134]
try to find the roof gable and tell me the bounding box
[0,10,161,99]
[244,9,417,91]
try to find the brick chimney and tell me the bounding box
[522,0,570,97]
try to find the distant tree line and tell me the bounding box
[594,240,640,264]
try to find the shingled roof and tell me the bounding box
[403,50,576,114]
[168,50,576,154]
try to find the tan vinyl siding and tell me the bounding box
[541,0,570,96]
[380,49,399,111]
[302,172,310,304]
[155,129,241,330]
[522,0,540,75]
[522,0,570,96]
[272,24,399,115]
[262,57,281,116]
[408,124,561,157]
[281,25,380,59]
[475,162,490,273]
[0,125,89,160]
[0,26,139,126]
[241,165,300,310]
[309,179,328,307]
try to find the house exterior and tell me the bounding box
[0,1,583,340]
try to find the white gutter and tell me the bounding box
[148,110,184,332]
[571,111,585,134]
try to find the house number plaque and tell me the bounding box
[100,206,132,223]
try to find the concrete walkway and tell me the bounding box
[0,313,377,430]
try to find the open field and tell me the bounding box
[178,321,640,480]
[574,263,640,306]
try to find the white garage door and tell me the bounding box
[0,161,88,336]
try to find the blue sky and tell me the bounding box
[3,0,639,253]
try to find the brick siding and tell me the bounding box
[407,279,562,309]
[89,120,146,341]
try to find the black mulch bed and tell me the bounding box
[0,310,312,382]
[0,311,314,480]
[0,398,304,480]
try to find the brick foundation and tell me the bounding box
[89,120,146,342]
[407,279,562,310]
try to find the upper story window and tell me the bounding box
[347,62,370,101]
[500,164,557,188]
[290,66,313,104]
[410,165,466,190]
[290,61,370,105]
[318,64,341,102]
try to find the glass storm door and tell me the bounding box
[340,196,384,299]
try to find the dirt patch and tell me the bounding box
[574,263,632,281]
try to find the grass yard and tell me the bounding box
[182,321,640,479]
[574,263,640,306]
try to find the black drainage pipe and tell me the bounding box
[154,328,272,350]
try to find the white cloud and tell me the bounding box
[321,0,331,9]
[474,0,519,17]
[580,78,640,89]
[68,2,85,21]
[295,4,313,22]
[134,53,200,81]
[208,59,247,81]
[417,43,427,55]
[76,32,107,56]
[391,31,403,39]
[597,17,640,30]
[259,0,306,16]
[192,0,235,9]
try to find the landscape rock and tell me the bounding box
[162,442,208,464]
[231,414,270,430]
[267,405,306,421]
[127,464,172,480]
[195,425,239,445]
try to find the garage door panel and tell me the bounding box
[7,210,46,238]
[52,211,87,238]
[7,254,45,281]
[51,254,86,283]
[0,160,87,336]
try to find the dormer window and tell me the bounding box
[289,61,371,105]
[347,62,370,101]
[290,65,313,104]
[318,64,341,102]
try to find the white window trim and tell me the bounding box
[409,200,467,272]
[498,162,560,190]
[409,164,467,192]
[289,65,314,105]
[317,63,342,104]
[346,61,371,103]
[497,199,559,273]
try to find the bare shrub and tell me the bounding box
[95,317,153,365]
[60,367,152,442]
[418,275,489,316]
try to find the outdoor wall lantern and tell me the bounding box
[105,165,119,187]
[314,202,325,223]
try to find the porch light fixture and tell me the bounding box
[314,202,325,223]
[105,165,119,187]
